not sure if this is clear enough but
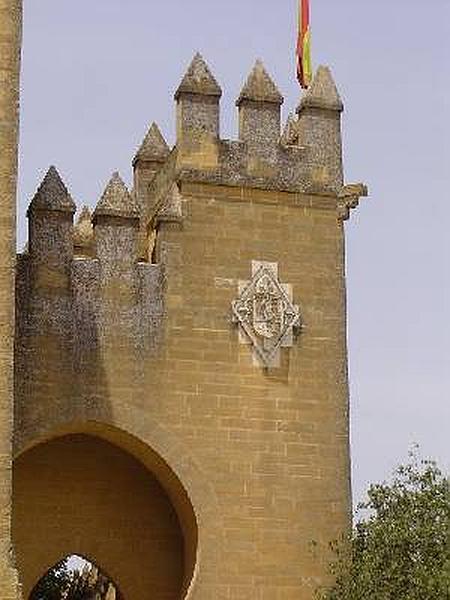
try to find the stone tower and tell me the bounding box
[1,8,368,599]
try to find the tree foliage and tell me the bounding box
[30,558,118,600]
[319,452,450,600]
[30,558,72,600]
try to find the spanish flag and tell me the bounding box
[297,0,312,88]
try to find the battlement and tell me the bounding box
[16,54,367,377]
[169,54,344,197]
[144,56,366,233]
[16,167,164,386]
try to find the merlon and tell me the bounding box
[236,59,284,106]
[174,52,222,99]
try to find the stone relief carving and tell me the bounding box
[232,261,302,367]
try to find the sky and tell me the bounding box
[18,0,449,505]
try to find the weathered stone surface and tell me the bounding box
[232,260,302,367]
[73,205,94,256]
[133,122,170,165]
[28,166,76,214]
[236,59,283,106]
[298,64,344,113]
[174,52,222,99]
[93,172,139,220]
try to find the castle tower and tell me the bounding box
[11,50,367,600]
[0,0,22,597]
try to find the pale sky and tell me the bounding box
[18,0,449,505]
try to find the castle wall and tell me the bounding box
[0,0,22,597]
[11,55,365,599]
[14,188,351,598]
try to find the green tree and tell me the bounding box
[319,452,450,600]
[30,558,72,600]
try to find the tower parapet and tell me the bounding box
[133,123,171,260]
[27,166,75,290]
[297,65,345,192]
[175,53,222,171]
[93,172,140,265]
[133,122,170,206]
[236,60,284,161]
[175,52,222,141]
[143,54,367,225]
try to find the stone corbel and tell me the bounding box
[338,183,368,221]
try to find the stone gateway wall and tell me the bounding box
[0,14,368,598]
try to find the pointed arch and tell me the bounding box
[13,424,203,599]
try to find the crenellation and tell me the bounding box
[93,172,140,277]
[27,167,75,268]
[236,60,284,161]
[133,123,172,261]
[175,54,222,173]
[175,53,222,142]
[297,65,344,193]
[16,167,165,413]
[133,122,170,206]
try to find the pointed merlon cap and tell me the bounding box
[27,166,76,215]
[133,122,170,167]
[297,65,343,113]
[93,172,139,221]
[174,52,222,100]
[236,60,284,107]
[73,206,94,248]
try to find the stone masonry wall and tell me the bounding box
[12,54,366,599]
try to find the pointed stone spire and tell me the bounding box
[297,65,343,113]
[28,166,76,215]
[93,172,139,221]
[175,52,222,99]
[133,122,170,167]
[236,60,283,106]
[73,206,94,253]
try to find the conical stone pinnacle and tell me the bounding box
[237,59,284,106]
[175,52,222,100]
[28,165,76,214]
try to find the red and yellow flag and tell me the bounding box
[297,0,312,89]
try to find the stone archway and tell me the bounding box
[13,432,198,599]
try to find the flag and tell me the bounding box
[297,0,312,88]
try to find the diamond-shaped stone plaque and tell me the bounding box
[232,261,302,367]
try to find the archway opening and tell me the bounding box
[29,554,123,599]
[14,432,198,599]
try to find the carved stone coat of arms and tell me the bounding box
[232,261,302,367]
